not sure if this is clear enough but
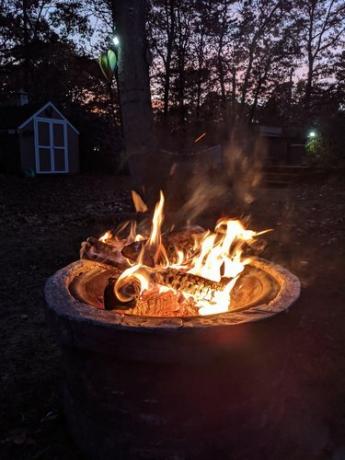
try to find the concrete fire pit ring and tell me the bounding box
[46,257,300,328]
[45,258,300,460]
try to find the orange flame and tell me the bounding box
[114,191,267,316]
[131,190,148,213]
[148,191,164,248]
[99,230,112,243]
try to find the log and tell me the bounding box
[80,237,128,269]
[121,240,155,267]
[121,240,145,261]
[115,267,231,305]
[121,226,205,264]
[104,276,135,310]
[155,269,230,304]
[104,274,200,316]
[81,227,205,270]
[122,290,199,317]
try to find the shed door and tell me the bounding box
[35,118,68,173]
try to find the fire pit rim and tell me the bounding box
[45,257,300,332]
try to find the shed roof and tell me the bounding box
[0,101,79,134]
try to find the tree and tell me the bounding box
[297,0,345,109]
[110,0,155,191]
[150,0,177,119]
[3,0,345,168]
[0,0,91,100]
[0,0,124,171]
[233,0,298,119]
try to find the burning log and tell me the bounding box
[121,226,205,265]
[121,240,155,267]
[80,226,205,270]
[104,276,135,310]
[121,240,145,261]
[126,290,199,317]
[80,237,128,269]
[115,267,231,306]
[81,191,269,317]
[104,276,199,316]
[156,269,231,303]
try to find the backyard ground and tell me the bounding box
[0,173,345,460]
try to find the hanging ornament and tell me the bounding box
[99,48,117,81]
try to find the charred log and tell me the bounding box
[80,237,128,269]
[121,240,145,261]
[81,228,204,269]
[121,240,155,266]
[121,226,205,264]
[104,276,135,310]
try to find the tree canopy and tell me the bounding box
[1,0,345,166]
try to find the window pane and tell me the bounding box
[39,148,51,171]
[54,148,66,171]
[53,124,64,147]
[38,122,50,146]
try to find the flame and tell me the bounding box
[114,191,267,316]
[115,265,150,303]
[131,190,148,213]
[148,191,165,248]
[99,230,112,243]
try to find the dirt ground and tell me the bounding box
[0,173,345,460]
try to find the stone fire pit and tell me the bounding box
[45,256,300,460]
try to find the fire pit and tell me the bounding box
[45,191,300,460]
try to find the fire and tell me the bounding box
[110,191,267,317]
[131,190,148,213]
[147,191,165,252]
[99,230,112,243]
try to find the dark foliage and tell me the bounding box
[1,0,345,163]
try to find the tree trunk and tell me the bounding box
[240,44,255,112]
[111,0,154,191]
[230,65,237,125]
[249,59,271,123]
[218,57,227,121]
[163,0,175,120]
[305,3,315,112]
[177,56,186,126]
[196,75,202,121]
[22,0,30,91]
[195,32,205,121]
[249,76,263,124]
[163,52,172,119]
[216,27,227,124]
[305,56,314,110]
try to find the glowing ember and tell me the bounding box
[99,192,270,317]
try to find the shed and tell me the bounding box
[258,125,306,164]
[0,101,79,174]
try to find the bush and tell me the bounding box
[306,112,345,166]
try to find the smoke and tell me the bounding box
[167,124,267,227]
[223,125,266,207]
[174,166,227,225]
